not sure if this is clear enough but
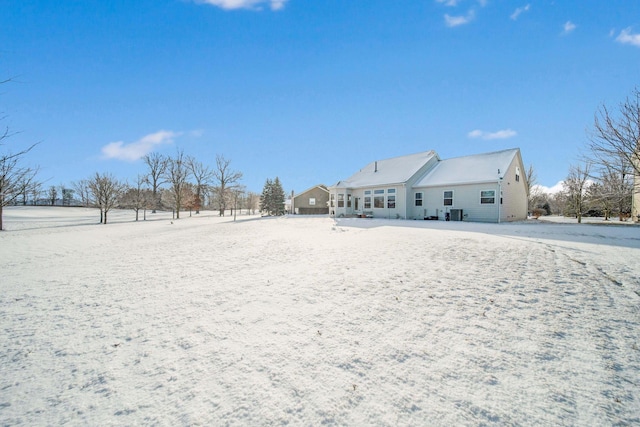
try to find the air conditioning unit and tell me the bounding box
[450,209,463,221]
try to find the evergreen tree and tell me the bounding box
[260,177,286,215]
[272,177,285,215]
[260,178,273,215]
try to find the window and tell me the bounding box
[480,190,495,204]
[330,194,335,207]
[364,196,371,209]
[337,194,345,208]
[387,188,396,194]
[515,167,521,182]
[364,190,371,195]
[347,194,352,208]
[415,192,423,207]
[387,195,396,208]
[374,195,384,208]
[309,197,316,206]
[443,190,453,206]
[374,189,384,195]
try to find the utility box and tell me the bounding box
[450,209,463,221]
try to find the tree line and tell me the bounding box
[71,150,256,224]
[527,87,640,223]
[4,146,289,226]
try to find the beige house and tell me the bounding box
[292,184,330,215]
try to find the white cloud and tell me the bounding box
[562,21,576,34]
[467,128,517,140]
[194,0,288,11]
[616,28,640,47]
[101,130,180,162]
[445,10,475,27]
[436,0,459,6]
[510,4,530,20]
[532,182,564,195]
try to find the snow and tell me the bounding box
[413,148,519,187]
[334,150,437,188]
[1,207,639,425]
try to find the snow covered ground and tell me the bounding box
[1,207,639,426]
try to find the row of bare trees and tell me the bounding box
[68,150,256,224]
[565,88,639,223]
[528,87,639,223]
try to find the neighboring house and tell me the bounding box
[328,148,528,223]
[292,184,330,215]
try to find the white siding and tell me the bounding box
[413,184,500,222]
[330,185,406,218]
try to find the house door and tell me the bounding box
[355,197,359,211]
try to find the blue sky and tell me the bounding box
[2,0,639,194]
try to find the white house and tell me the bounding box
[328,148,528,223]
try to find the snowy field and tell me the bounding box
[1,206,639,426]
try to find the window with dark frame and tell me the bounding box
[415,192,423,206]
[387,195,396,208]
[480,190,495,204]
[443,190,453,206]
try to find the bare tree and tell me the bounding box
[524,163,541,214]
[588,87,640,221]
[231,184,246,220]
[143,152,167,213]
[47,185,57,206]
[30,181,42,206]
[187,156,213,214]
[0,78,41,230]
[182,183,197,217]
[164,149,191,219]
[87,172,125,224]
[213,154,242,216]
[0,142,39,230]
[73,179,92,207]
[563,162,592,223]
[16,175,34,206]
[245,191,260,215]
[120,175,152,221]
[588,159,633,221]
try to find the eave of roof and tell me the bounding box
[332,150,437,189]
[413,148,519,188]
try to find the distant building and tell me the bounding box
[292,184,330,215]
[328,148,528,223]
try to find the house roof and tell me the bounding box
[333,150,438,188]
[413,148,521,188]
[294,184,329,199]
